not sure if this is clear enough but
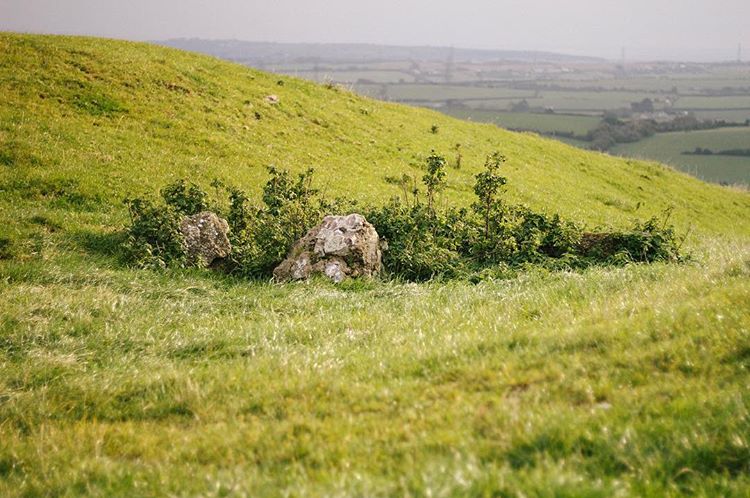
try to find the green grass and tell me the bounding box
[612,127,750,185]
[2,33,750,496]
[2,237,749,496]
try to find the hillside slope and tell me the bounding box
[1,34,750,497]
[1,33,748,240]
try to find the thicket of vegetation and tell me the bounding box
[126,151,683,281]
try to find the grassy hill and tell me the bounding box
[1,34,749,235]
[1,33,749,496]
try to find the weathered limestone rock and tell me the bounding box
[180,211,231,267]
[273,214,382,283]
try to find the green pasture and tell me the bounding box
[612,127,750,185]
[1,33,749,497]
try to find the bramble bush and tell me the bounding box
[160,179,208,216]
[123,151,684,280]
[123,197,186,269]
[578,210,683,264]
[364,152,588,280]
[123,179,212,268]
[224,167,339,277]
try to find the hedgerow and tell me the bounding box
[123,151,684,280]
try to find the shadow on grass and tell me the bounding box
[65,229,267,288]
[66,230,397,292]
[68,229,130,267]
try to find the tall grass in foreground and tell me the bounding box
[1,238,748,496]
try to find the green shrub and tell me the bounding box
[365,150,679,280]
[423,151,447,212]
[578,214,682,264]
[224,167,331,278]
[121,151,683,280]
[469,204,582,265]
[472,151,508,254]
[160,179,208,216]
[123,198,186,269]
[366,201,465,281]
[122,178,211,269]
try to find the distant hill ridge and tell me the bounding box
[156,39,606,65]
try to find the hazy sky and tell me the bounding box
[2,0,749,61]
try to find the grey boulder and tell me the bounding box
[273,214,382,283]
[180,211,231,267]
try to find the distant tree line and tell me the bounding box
[684,147,750,157]
[585,114,748,151]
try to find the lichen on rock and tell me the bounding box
[180,211,231,267]
[273,214,382,283]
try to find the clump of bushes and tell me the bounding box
[124,168,354,276]
[123,151,684,281]
[123,197,187,269]
[223,167,349,277]
[123,180,211,268]
[578,213,682,264]
[365,152,585,280]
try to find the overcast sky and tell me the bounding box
[2,0,749,61]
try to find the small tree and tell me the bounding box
[262,166,317,215]
[454,143,463,169]
[423,151,447,212]
[473,151,507,237]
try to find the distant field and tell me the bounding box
[442,108,600,135]
[530,90,676,112]
[347,75,750,186]
[404,91,662,113]
[355,83,533,101]
[674,96,750,110]
[538,76,750,93]
[283,70,417,84]
[612,127,750,185]
[692,109,750,122]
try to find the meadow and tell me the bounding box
[2,236,749,496]
[1,33,750,497]
[612,127,750,185]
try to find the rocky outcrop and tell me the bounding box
[180,211,231,267]
[273,214,382,283]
